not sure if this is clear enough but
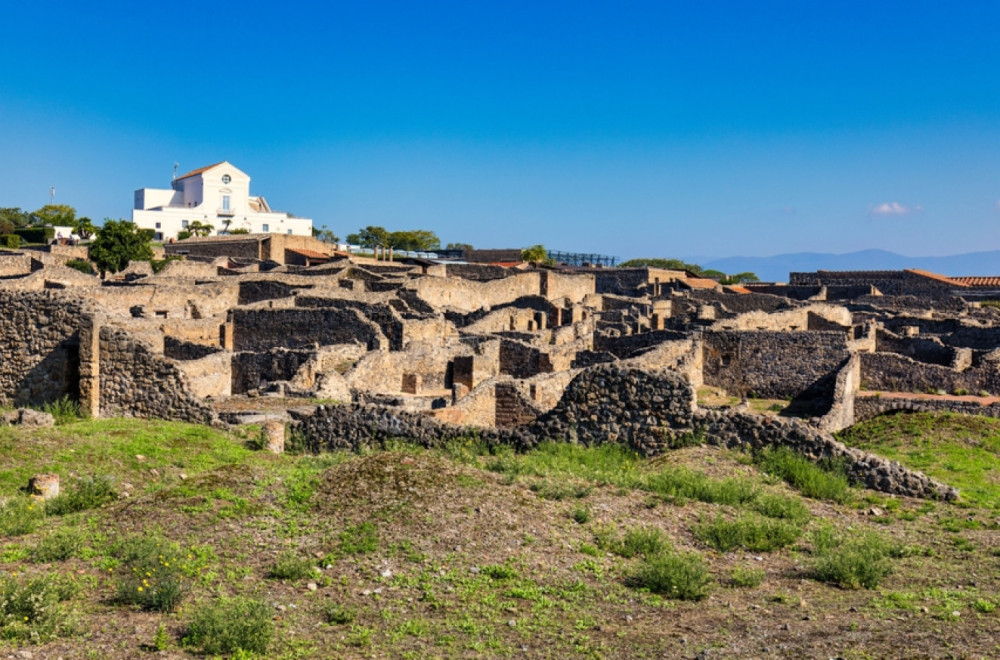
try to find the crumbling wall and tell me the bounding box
[98,326,215,423]
[176,353,232,399]
[702,330,850,398]
[230,307,385,352]
[409,272,541,312]
[855,394,1000,423]
[231,348,316,394]
[0,252,33,278]
[0,290,82,406]
[859,352,1000,395]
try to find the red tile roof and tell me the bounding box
[725,285,752,294]
[951,276,1000,287]
[287,248,331,260]
[175,161,226,180]
[904,269,969,287]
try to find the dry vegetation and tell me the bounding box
[0,413,997,658]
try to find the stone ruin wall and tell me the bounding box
[408,271,543,312]
[0,252,34,278]
[230,306,386,352]
[860,352,1000,395]
[702,330,851,399]
[297,365,955,500]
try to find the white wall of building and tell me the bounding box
[131,162,313,241]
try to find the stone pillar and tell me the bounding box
[262,420,285,454]
[554,308,564,326]
[534,311,547,330]
[29,474,60,500]
[527,320,536,331]
[220,322,235,351]
[401,373,421,395]
[650,314,664,330]
[568,306,583,324]
[78,312,103,419]
[902,325,920,337]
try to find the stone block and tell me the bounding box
[29,473,60,500]
[401,373,421,395]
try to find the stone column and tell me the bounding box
[78,312,103,419]
[262,420,285,454]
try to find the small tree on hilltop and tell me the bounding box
[89,219,154,275]
[520,244,551,266]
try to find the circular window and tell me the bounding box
[221,174,231,184]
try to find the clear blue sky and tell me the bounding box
[3,0,1000,261]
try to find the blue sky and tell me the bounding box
[2,1,1000,261]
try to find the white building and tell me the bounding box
[131,161,313,241]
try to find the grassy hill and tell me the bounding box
[0,413,997,658]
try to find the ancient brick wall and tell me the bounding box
[702,330,850,398]
[0,290,83,406]
[231,348,315,394]
[494,382,543,427]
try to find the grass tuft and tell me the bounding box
[183,596,274,656]
[45,475,117,515]
[811,528,893,589]
[694,514,802,552]
[754,447,851,503]
[629,551,712,601]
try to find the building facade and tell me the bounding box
[131,162,312,241]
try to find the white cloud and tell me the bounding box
[870,202,923,216]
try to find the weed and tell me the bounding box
[40,396,83,425]
[481,563,518,580]
[110,535,194,612]
[45,475,117,515]
[754,447,851,503]
[643,467,757,506]
[338,522,379,556]
[693,514,802,552]
[530,479,592,501]
[629,551,712,601]
[0,497,44,536]
[32,527,88,562]
[811,530,892,589]
[323,602,357,625]
[578,543,601,557]
[729,565,765,588]
[267,552,316,580]
[153,623,169,650]
[596,526,672,559]
[752,493,811,522]
[183,596,274,656]
[571,505,592,524]
[973,599,996,613]
[0,574,78,642]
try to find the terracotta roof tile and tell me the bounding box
[685,277,722,290]
[951,276,1000,287]
[175,161,226,181]
[287,248,331,260]
[904,269,969,287]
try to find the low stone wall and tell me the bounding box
[231,348,316,394]
[814,354,860,432]
[860,352,1000,395]
[230,307,386,352]
[298,365,955,500]
[855,394,1000,423]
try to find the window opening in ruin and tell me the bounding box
[155,311,168,319]
[721,354,732,367]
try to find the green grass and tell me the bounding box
[693,514,802,552]
[838,412,1000,508]
[266,552,316,580]
[0,574,79,642]
[183,596,274,655]
[628,551,712,601]
[810,527,893,589]
[754,447,852,503]
[595,525,672,559]
[45,475,117,515]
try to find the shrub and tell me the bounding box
[32,527,88,562]
[39,396,83,425]
[0,234,21,249]
[266,552,315,581]
[45,475,116,515]
[323,603,357,625]
[150,256,182,273]
[754,447,851,503]
[694,514,802,552]
[629,551,712,601]
[64,258,94,275]
[571,505,591,524]
[0,574,78,642]
[730,565,766,588]
[111,535,189,612]
[184,596,273,656]
[596,526,672,559]
[0,497,44,536]
[752,493,811,522]
[643,467,757,505]
[811,530,892,589]
[14,226,54,244]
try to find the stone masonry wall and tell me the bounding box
[702,330,850,398]
[855,394,1000,423]
[98,326,216,423]
[0,290,83,406]
[297,365,955,499]
[860,352,1000,395]
[231,307,386,352]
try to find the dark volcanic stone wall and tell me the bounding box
[99,326,215,423]
[231,307,385,352]
[0,291,83,406]
[702,330,850,398]
[298,365,955,500]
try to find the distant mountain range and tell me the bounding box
[699,249,1000,284]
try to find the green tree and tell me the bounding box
[72,217,96,240]
[349,225,391,248]
[32,204,76,227]
[0,207,32,232]
[388,229,440,251]
[618,258,704,274]
[720,272,760,284]
[89,220,154,275]
[188,221,214,237]
[446,242,474,253]
[312,225,340,243]
[520,244,550,265]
